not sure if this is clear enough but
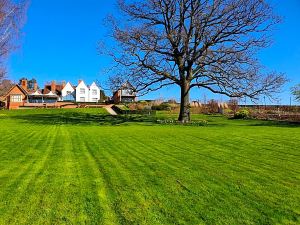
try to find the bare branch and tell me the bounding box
[101,0,285,121]
[0,0,27,81]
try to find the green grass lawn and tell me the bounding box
[0,109,299,224]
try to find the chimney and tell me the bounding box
[33,81,38,91]
[62,81,66,89]
[20,79,28,91]
[78,80,83,84]
[51,81,56,93]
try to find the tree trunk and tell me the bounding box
[178,82,191,122]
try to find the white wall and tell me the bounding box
[88,82,100,102]
[75,81,89,102]
[62,82,75,97]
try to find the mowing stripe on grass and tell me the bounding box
[0,109,299,224]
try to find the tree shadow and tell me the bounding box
[226,117,300,128]
[9,111,300,128]
[247,120,300,128]
[11,112,157,126]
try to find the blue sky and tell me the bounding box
[8,0,300,104]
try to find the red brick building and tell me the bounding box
[3,78,59,109]
[4,84,28,109]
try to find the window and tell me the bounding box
[11,95,22,102]
[66,91,72,95]
[92,89,97,95]
[80,88,85,94]
[80,97,85,102]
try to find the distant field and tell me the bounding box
[0,109,299,224]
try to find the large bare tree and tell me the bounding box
[0,0,27,81]
[104,0,286,122]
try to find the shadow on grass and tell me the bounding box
[226,117,300,128]
[9,111,300,128]
[247,120,300,128]
[11,112,157,126]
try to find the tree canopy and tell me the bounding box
[103,0,286,121]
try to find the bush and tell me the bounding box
[137,100,148,105]
[136,104,145,110]
[234,109,250,119]
[143,105,152,111]
[156,119,208,126]
[151,103,172,111]
[116,105,129,110]
[207,100,219,114]
[223,108,233,116]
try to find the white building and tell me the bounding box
[61,82,75,101]
[88,82,101,103]
[75,80,89,102]
[74,80,101,103]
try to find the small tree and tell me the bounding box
[0,0,27,81]
[291,84,300,102]
[103,0,286,122]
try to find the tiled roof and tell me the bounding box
[43,85,63,96]
[4,84,28,98]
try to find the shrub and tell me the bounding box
[138,100,147,103]
[207,100,219,114]
[234,109,250,119]
[191,106,206,114]
[127,104,135,110]
[143,105,152,111]
[223,108,233,116]
[151,103,172,111]
[117,105,129,110]
[156,119,208,126]
[136,104,146,110]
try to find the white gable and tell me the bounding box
[75,80,89,102]
[60,80,102,103]
[62,82,75,97]
[89,82,100,90]
[88,81,100,102]
[76,81,88,90]
[62,82,74,92]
